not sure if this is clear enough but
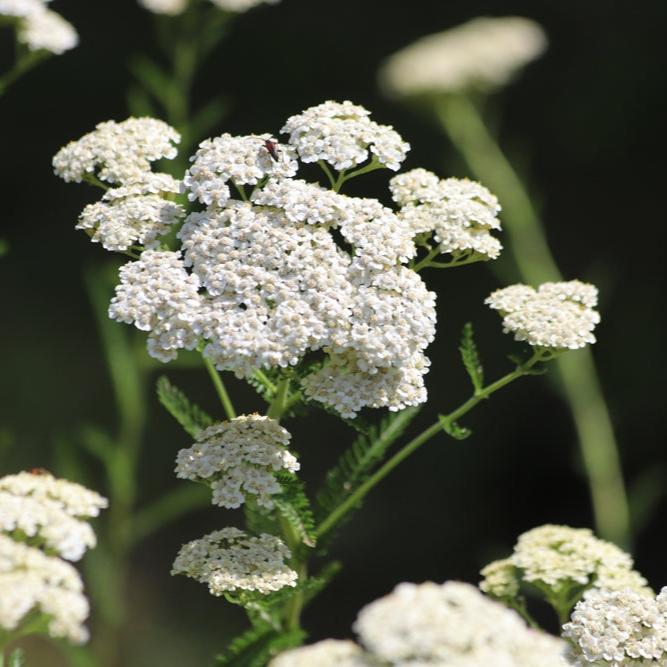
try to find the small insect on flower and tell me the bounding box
[29,467,50,475]
[263,139,280,162]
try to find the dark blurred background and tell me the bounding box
[1,0,666,664]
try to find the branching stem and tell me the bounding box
[316,350,550,540]
[203,356,236,420]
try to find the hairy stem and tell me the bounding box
[316,351,547,540]
[436,94,630,546]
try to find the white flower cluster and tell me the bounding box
[175,415,299,509]
[379,17,547,97]
[53,118,180,185]
[563,588,667,666]
[0,0,77,55]
[103,102,437,416]
[54,119,184,252]
[184,134,298,208]
[391,169,503,261]
[274,581,567,666]
[281,100,410,171]
[270,640,380,667]
[171,527,297,595]
[108,250,202,361]
[480,525,650,600]
[138,0,279,16]
[0,471,107,644]
[486,282,601,350]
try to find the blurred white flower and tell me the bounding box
[380,17,547,97]
[138,0,280,16]
[354,581,567,666]
[18,8,78,54]
[481,525,650,600]
[269,640,379,667]
[0,471,107,644]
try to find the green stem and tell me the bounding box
[318,161,336,189]
[436,94,630,546]
[316,351,547,540]
[0,50,49,96]
[267,378,290,422]
[203,356,236,420]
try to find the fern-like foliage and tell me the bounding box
[274,472,317,549]
[215,623,306,667]
[438,414,472,440]
[459,322,484,393]
[314,407,420,528]
[156,376,213,438]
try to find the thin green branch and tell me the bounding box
[203,355,236,420]
[316,351,549,540]
[436,94,630,546]
[267,378,290,422]
[318,160,337,188]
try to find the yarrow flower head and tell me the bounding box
[171,527,298,596]
[486,281,601,350]
[269,640,379,667]
[480,525,650,602]
[138,0,279,15]
[281,100,410,171]
[77,196,184,252]
[175,415,299,509]
[563,588,667,666]
[53,117,180,185]
[379,17,547,97]
[0,0,46,17]
[391,169,503,261]
[18,8,78,54]
[0,471,107,644]
[353,581,567,666]
[184,134,298,208]
[108,250,202,362]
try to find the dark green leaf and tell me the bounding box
[156,376,213,438]
[459,322,484,392]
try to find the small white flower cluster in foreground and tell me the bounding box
[271,581,568,666]
[0,0,77,55]
[486,282,601,350]
[390,168,503,260]
[563,588,667,666]
[138,0,279,16]
[171,527,297,596]
[0,471,107,643]
[175,415,299,509]
[481,524,650,600]
[379,16,547,97]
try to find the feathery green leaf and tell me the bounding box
[459,322,484,392]
[274,473,317,548]
[156,376,213,438]
[314,407,420,526]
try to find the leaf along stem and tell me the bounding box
[315,350,550,540]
